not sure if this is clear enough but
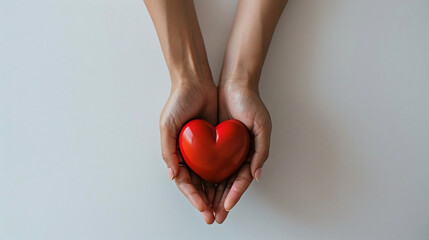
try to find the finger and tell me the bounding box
[174,167,207,212]
[203,181,216,207]
[250,124,272,180]
[190,172,209,206]
[201,208,215,225]
[212,180,227,211]
[160,118,180,180]
[189,172,214,223]
[224,164,253,212]
[215,174,237,224]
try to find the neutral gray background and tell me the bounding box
[1,0,429,239]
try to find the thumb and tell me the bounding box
[250,124,271,181]
[160,120,180,180]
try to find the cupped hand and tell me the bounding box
[214,80,272,223]
[160,78,217,224]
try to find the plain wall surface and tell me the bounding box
[1,0,429,239]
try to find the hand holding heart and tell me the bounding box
[160,79,218,224]
[212,80,272,223]
[147,0,283,225]
[160,78,272,224]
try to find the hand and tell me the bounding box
[145,0,285,224]
[214,79,272,223]
[160,79,217,224]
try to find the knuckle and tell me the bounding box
[176,180,185,189]
[254,120,271,136]
[267,118,272,130]
[159,116,169,129]
[235,174,253,183]
[261,150,270,161]
[161,151,170,162]
[159,115,178,133]
[230,185,241,195]
[263,118,272,131]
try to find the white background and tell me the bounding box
[1,0,429,239]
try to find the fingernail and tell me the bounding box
[255,168,262,182]
[168,168,174,181]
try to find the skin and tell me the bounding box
[144,0,287,224]
[215,0,288,224]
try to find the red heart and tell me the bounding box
[179,119,250,183]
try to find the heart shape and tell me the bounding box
[179,119,250,183]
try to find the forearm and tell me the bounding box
[220,0,287,89]
[144,0,212,83]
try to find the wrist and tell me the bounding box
[218,79,259,99]
[219,69,260,94]
[170,71,216,92]
[170,67,214,88]
[219,56,263,93]
[165,42,214,86]
[169,64,213,83]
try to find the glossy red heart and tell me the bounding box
[179,119,250,183]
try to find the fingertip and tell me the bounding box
[224,200,236,213]
[168,168,174,181]
[197,202,208,213]
[250,153,266,178]
[215,217,226,224]
[255,168,262,182]
[163,154,180,179]
[224,190,240,212]
[215,209,228,224]
[189,194,208,213]
[201,209,215,224]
